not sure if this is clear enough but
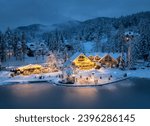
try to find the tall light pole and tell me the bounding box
[120,35,125,69]
[124,33,134,69]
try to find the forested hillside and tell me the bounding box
[0,11,150,63]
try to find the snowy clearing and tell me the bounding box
[0,71,61,85]
[0,67,150,86]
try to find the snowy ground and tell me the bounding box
[0,67,150,86]
[72,69,127,85]
[0,71,61,85]
[75,67,150,79]
[73,68,150,86]
[104,68,150,79]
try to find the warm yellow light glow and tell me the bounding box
[18,64,42,71]
[99,54,118,67]
[73,54,95,70]
[72,53,119,70]
[16,64,45,75]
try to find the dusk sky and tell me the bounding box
[0,0,150,30]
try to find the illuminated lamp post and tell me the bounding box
[124,33,134,69]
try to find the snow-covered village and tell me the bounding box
[0,0,150,109]
[1,14,150,86]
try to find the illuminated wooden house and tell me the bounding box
[15,64,43,75]
[64,52,122,70]
[87,53,122,68]
[87,53,107,62]
[99,54,118,67]
[64,52,95,70]
[88,55,94,61]
[12,64,52,76]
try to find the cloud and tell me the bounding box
[0,0,150,30]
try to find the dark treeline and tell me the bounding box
[0,11,150,63]
[43,11,150,60]
[0,28,26,62]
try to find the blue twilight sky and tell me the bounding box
[0,0,150,30]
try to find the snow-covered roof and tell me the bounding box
[86,52,121,59]
[124,31,134,36]
[17,64,42,70]
[27,43,36,51]
[124,31,140,36]
[69,52,82,62]
[109,53,121,59]
[64,52,83,67]
[63,60,72,68]
[64,52,122,67]
[27,42,35,47]
[27,42,47,51]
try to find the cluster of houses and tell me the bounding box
[64,52,125,70]
[11,52,125,76]
[61,52,126,84]
[27,41,48,57]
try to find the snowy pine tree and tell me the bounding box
[4,27,13,59]
[138,19,150,60]
[0,32,6,62]
[16,41,23,60]
[21,32,27,61]
[13,32,19,59]
[46,51,58,72]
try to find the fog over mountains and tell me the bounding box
[0,11,150,62]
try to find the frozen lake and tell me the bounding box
[0,78,150,109]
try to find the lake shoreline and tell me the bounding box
[0,78,150,109]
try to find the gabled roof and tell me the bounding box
[86,52,121,59]
[109,53,121,59]
[63,52,84,67]
[17,64,42,70]
[69,52,83,62]
[99,53,121,62]
[64,52,124,67]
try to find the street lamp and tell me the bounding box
[124,33,134,69]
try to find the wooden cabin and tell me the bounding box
[88,55,94,61]
[87,53,121,68]
[99,54,118,67]
[14,64,43,75]
[94,55,101,62]
[12,64,52,76]
[64,53,95,70]
[88,55,101,62]
[72,54,95,70]
[64,52,122,70]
